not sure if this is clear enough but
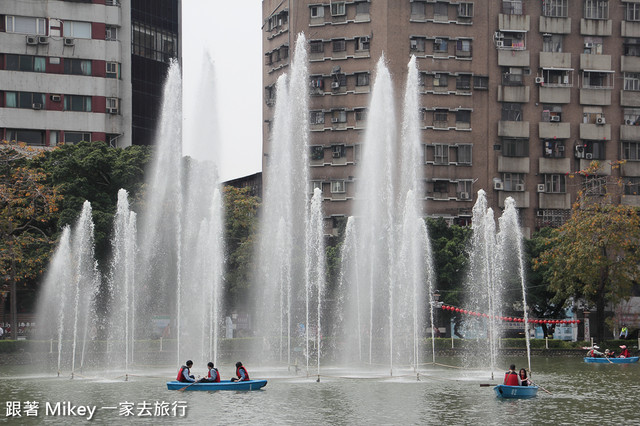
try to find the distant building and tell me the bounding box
[262,0,640,235]
[224,172,263,199]
[0,0,181,148]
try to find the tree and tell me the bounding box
[534,163,640,340]
[0,143,61,339]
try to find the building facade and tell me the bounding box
[0,0,180,148]
[262,0,640,236]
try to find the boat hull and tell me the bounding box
[166,380,267,391]
[494,384,539,399]
[583,356,639,364]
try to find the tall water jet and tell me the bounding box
[255,33,320,369]
[107,189,137,371]
[306,188,326,375]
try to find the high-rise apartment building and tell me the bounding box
[0,0,180,148]
[262,0,640,236]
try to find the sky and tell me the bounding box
[181,1,263,182]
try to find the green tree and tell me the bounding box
[534,173,640,340]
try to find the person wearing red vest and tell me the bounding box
[619,345,631,358]
[198,362,221,383]
[231,361,250,382]
[176,360,195,383]
[503,364,521,386]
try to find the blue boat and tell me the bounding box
[166,380,267,391]
[494,384,539,399]
[583,356,639,364]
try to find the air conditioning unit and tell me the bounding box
[107,107,118,114]
[360,36,369,43]
[496,40,504,48]
[494,181,504,190]
[331,82,340,89]
[537,184,546,193]
[550,115,560,122]
[459,192,470,200]
[434,39,443,44]
[596,116,606,125]
[64,38,75,46]
[494,32,504,39]
[563,75,570,84]
[50,95,61,102]
[575,145,585,158]
[333,151,341,158]
[410,40,418,50]
[26,35,38,45]
[584,42,593,48]
[536,210,544,217]
[585,153,593,159]
[515,183,525,192]
[32,103,42,110]
[38,36,49,44]
[331,118,339,123]
[558,145,565,152]
[535,77,545,84]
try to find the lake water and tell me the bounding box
[1,356,638,424]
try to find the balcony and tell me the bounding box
[498,49,530,67]
[498,85,529,102]
[580,123,611,140]
[540,86,571,103]
[539,16,571,34]
[621,56,640,73]
[539,122,570,139]
[579,159,611,175]
[540,52,571,69]
[621,21,640,38]
[539,193,571,209]
[580,88,611,105]
[539,157,571,174]
[580,18,612,36]
[621,90,640,107]
[498,14,530,31]
[621,125,640,141]
[499,191,529,208]
[621,161,640,176]
[498,156,530,173]
[498,121,529,138]
[580,54,611,71]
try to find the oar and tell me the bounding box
[479,383,497,387]
[530,380,552,395]
[178,381,198,391]
[604,356,613,364]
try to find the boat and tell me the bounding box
[493,384,539,399]
[166,380,268,391]
[583,356,639,364]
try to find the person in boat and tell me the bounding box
[604,348,615,358]
[177,360,196,383]
[518,368,531,386]
[198,362,221,383]
[587,345,604,358]
[230,361,250,382]
[503,364,521,386]
[619,345,631,358]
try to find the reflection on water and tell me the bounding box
[0,357,638,424]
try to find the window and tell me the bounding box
[501,103,522,121]
[623,142,640,160]
[584,176,607,195]
[456,110,471,128]
[356,36,370,51]
[583,140,606,160]
[456,75,471,90]
[310,111,325,125]
[5,16,46,35]
[502,173,524,191]
[457,180,473,198]
[541,69,572,87]
[433,73,448,88]
[433,180,448,194]
[64,132,91,144]
[434,2,449,20]
[6,55,46,72]
[457,144,472,164]
[105,26,118,40]
[502,67,524,86]
[411,2,426,17]
[543,0,568,18]
[310,40,324,54]
[625,3,640,21]
[331,180,346,193]
[502,138,529,157]
[333,39,346,53]
[311,181,323,193]
[5,129,45,145]
[63,21,92,38]
[332,144,346,158]
[458,3,474,18]
[584,0,608,20]
[543,34,563,52]
[132,23,177,63]
[64,59,92,76]
[456,40,472,57]
[355,109,367,122]
[473,76,489,90]
[623,177,640,195]
[105,62,120,79]
[433,39,448,53]
[310,6,325,18]
[583,71,613,89]
[106,97,119,114]
[356,2,370,15]
[332,110,347,123]
[624,73,640,91]
[331,2,346,16]
[64,95,92,112]
[311,146,324,160]
[410,38,425,52]
[434,110,448,126]
[4,91,45,109]
[434,144,449,164]
[624,108,640,125]
[543,139,566,158]
[624,38,640,57]
[544,174,566,193]
[356,73,370,86]
[502,0,523,15]
[332,73,347,88]
[501,32,526,50]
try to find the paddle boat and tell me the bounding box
[166,379,268,391]
[493,384,539,399]
[583,356,639,364]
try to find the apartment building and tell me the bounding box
[0,0,180,148]
[262,0,640,236]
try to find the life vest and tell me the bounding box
[177,366,190,382]
[236,366,250,381]
[620,349,630,358]
[504,371,519,386]
[208,368,221,382]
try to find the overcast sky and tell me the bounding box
[181,1,263,182]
